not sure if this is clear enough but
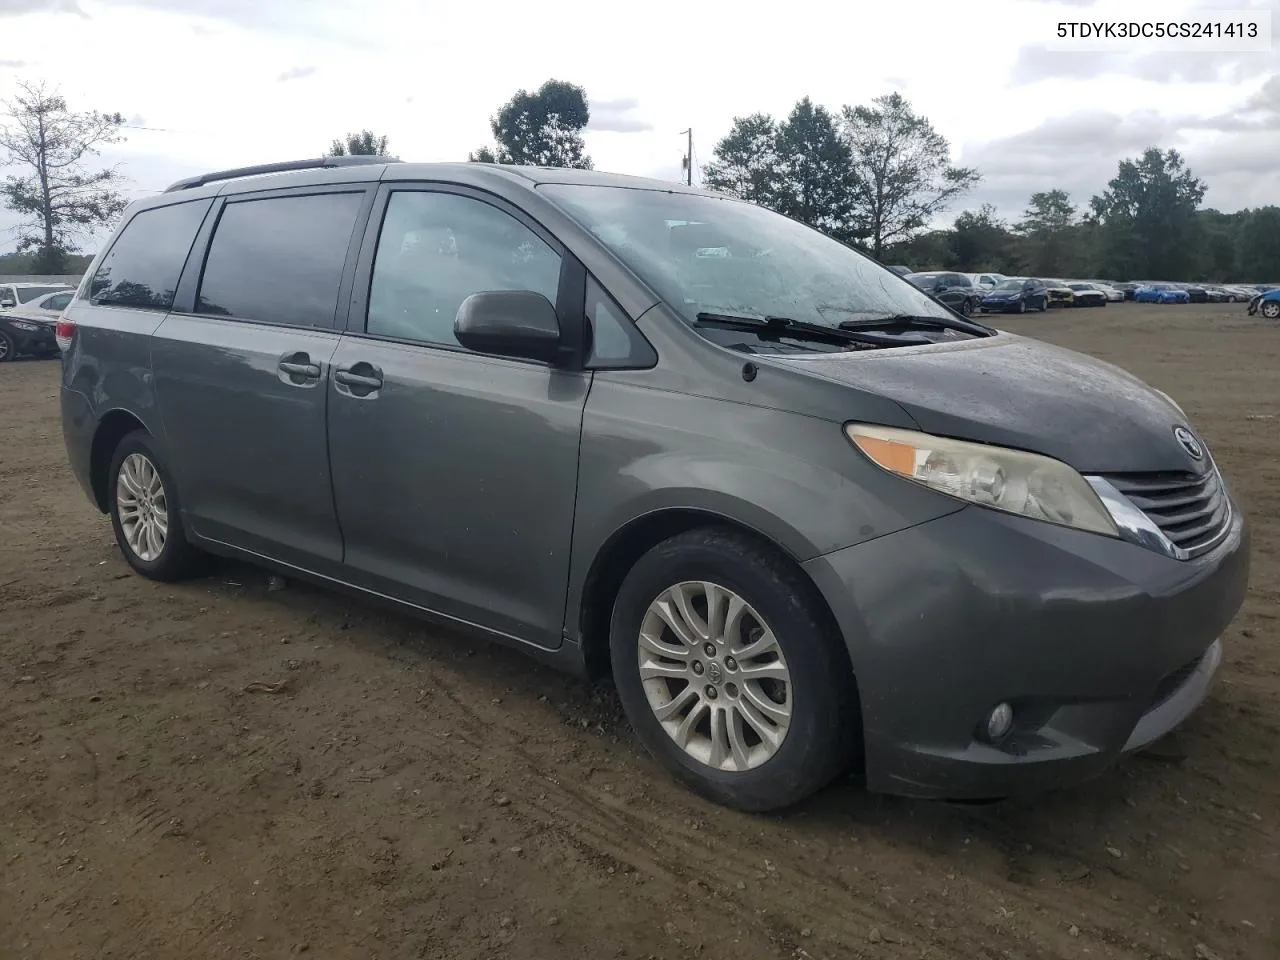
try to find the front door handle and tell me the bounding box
[279,360,321,377]
[278,351,322,386]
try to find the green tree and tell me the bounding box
[469,79,592,169]
[1236,206,1280,281]
[949,204,1016,272]
[1017,190,1081,276]
[702,113,782,207]
[841,93,979,259]
[0,80,127,274]
[1194,209,1242,281]
[1090,147,1206,279]
[327,130,390,156]
[773,98,859,242]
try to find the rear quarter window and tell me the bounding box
[90,199,213,309]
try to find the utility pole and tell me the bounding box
[680,128,692,186]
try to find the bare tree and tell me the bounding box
[0,80,127,273]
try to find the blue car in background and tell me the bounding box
[1134,283,1190,304]
[1247,288,1280,319]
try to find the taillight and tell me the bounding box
[55,317,75,352]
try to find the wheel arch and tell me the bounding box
[89,409,151,512]
[575,507,850,686]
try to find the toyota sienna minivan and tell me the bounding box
[59,157,1250,812]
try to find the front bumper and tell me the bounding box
[803,502,1250,800]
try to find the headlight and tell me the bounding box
[845,424,1119,536]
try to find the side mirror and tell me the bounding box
[455,290,563,364]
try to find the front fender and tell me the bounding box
[566,377,964,637]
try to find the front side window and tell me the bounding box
[540,184,958,333]
[367,191,562,347]
[197,191,364,327]
[43,292,73,310]
[90,199,212,310]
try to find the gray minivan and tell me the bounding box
[59,157,1250,812]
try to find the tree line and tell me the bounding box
[2,77,1276,282]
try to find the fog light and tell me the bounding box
[983,702,1014,742]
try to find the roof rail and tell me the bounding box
[163,155,400,193]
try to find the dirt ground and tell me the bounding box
[1,303,1277,960]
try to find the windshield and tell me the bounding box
[539,184,959,329]
[1068,283,1091,291]
[993,279,1023,290]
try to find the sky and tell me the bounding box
[0,0,1276,254]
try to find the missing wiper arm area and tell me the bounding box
[694,312,932,348]
[838,314,994,337]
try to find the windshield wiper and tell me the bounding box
[838,314,993,337]
[695,312,932,348]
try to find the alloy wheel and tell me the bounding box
[116,452,169,562]
[1263,301,1280,319]
[637,581,792,772]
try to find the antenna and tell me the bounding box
[679,128,693,186]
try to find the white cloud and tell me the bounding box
[0,0,1274,252]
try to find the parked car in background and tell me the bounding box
[903,271,985,316]
[1043,280,1076,308]
[1110,282,1141,300]
[1182,285,1209,304]
[886,265,913,277]
[7,288,77,320]
[964,272,1006,290]
[979,277,1048,313]
[58,156,1249,811]
[1247,289,1280,318]
[1135,284,1191,304]
[0,281,73,310]
[1087,281,1125,302]
[1201,286,1230,303]
[1067,282,1108,307]
[1224,285,1257,301]
[0,307,60,361]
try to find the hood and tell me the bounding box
[779,333,1201,474]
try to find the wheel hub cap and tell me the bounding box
[637,581,792,772]
[116,452,169,562]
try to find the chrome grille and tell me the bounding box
[1101,468,1230,559]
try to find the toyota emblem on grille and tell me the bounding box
[1174,426,1204,461]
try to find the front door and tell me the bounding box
[327,185,589,649]
[151,187,370,568]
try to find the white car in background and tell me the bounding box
[965,272,1006,289]
[1087,281,1125,302]
[6,288,76,320]
[0,282,74,310]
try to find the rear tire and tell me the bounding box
[609,527,858,812]
[108,430,205,582]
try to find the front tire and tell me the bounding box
[108,430,204,582]
[1263,301,1280,319]
[0,331,14,362]
[609,528,857,812]
[1016,300,1026,314]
